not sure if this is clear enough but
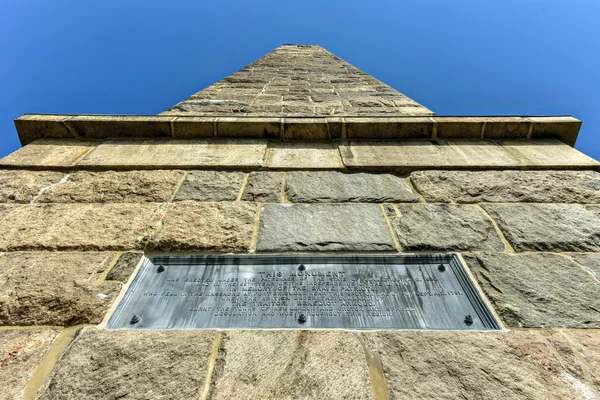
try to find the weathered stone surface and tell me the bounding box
[256,203,395,251]
[0,139,96,168]
[345,117,433,139]
[212,331,372,400]
[217,117,281,139]
[0,329,60,400]
[39,328,216,400]
[241,171,283,202]
[0,203,164,251]
[63,116,173,139]
[0,205,17,222]
[570,254,600,281]
[171,117,214,138]
[528,116,582,146]
[464,253,600,328]
[268,142,342,169]
[78,139,267,168]
[482,204,600,252]
[370,330,582,399]
[37,170,185,203]
[0,170,64,203]
[106,252,143,283]
[283,118,329,140]
[498,140,599,167]
[174,171,245,202]
[391,204,504,251]
[0,252,119,325]
[150,201,256,252]
[435,117,484,139]
[14,114,73,144]
[481,117,531,139]
[410,170,600,203]
[285,171,420,203]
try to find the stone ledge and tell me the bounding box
[15,114,582,145]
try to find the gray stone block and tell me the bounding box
[482,204,600,252]
[175,171,245,202]
[464,253,600,328]
[570,254,600,281]
[256,203,395,252]
[241,171,283,202]
[285,171,420,203]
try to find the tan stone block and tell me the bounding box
[268,142,342,169]
[216,117,281,139]
[497,140,599,168]
[481,117,531,139]
[435,117,485,139]
[37,170,185,203]
[14,114,73,145]
[150,201,256,252]
[0,170,64,203]
[39,328,216,400]
[212,331,372,400]
[283,118,329,140]
[345,117,434,139]
[0,329,60,399]
[528,116,582,146]
[326,117,343,139]
[0,139,97,168]
[0,252,120,325]
[0,203,164,251]
[171,117,214,138]
[78,139,268,168]
[63,115,173,139]
[0,205,16,222]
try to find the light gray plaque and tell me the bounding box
[106,255,500,330]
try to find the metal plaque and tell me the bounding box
[106,254,500,330]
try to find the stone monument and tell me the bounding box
[1,44,599,399]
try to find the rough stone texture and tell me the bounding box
[345,117,434,139]
[410,170,600,203]
[150,201,256,252]
[37,170,185,203]
[78,139,267,168]
[0,170,64,203]
[391,204,505,251]
[482,204,600,252]
[0,205,17,222]
[256,203,395,251]
[370,330,584,400]
[570,254,600,281]
[217,117,281,139]
[162,45,432,117]
[464,253,600,328]
[174,171,245,201]
[63,116,172,139]
[0,203,164,251]
[285,171,420,203]
[529,116,582,146]
[498,140,599,167]
[0,329,60,400]
[241,171,283,202]
[268,142,342,169]
[339,140,522,170]
[105,252,143,283]
[0,139,96,168]
[39,328,216,400]
[481,116,531,139]
[435,117,485,139]
[211,330,372,400]
[171,116,214,138]
[14,114,73,145]
[0,252,119,325]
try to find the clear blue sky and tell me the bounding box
[1,1,598,160]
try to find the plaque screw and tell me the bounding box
[464,315,473,325]
[157,265,165,273]
[298,264,306,271]
[298,314,307,324]
[130,315,141,325]
[438,264,445,272]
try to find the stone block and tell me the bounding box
[216,117,281,139]
[481,117,530,139]
[0,139,97,168]
[268,142,342,169]
[369,330,581,399]
[78,139,268,168]
[283,118,329,140]
[0,203,163,251]
[345,117,434,139]
[391,204,504,251]
[285,171,420,203]
[0,170,64,203]
[410,170,600,203]
[37,170,185,203]
[555,330,600,391]
[256,203,395,252]
[0,329,60,399]
[39,328,216,400]
[0,205,16,222]
[241,171,283,202]
[150,201,256,252]
[172,117,214,138]
[435,117,484,139]
[464,253,600,328]
[63,115,173,139]
[211,331,372,400]
[105,252,144,283]
[497,140,598,168]
[528,116,582,146]
[326,117,343,139]
[174,171,245,202]
[14,114,73,145]
[569,254,600,281]
[482,204,600,252]
[0,252,119,325]
[339,140,521,170]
